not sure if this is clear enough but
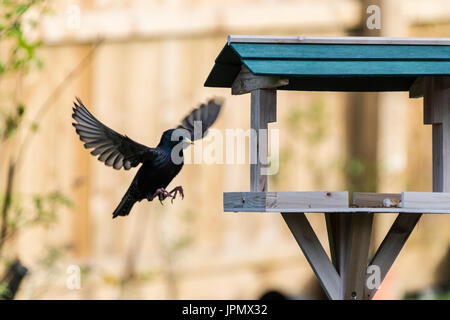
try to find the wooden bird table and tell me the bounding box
[205,35,450,300]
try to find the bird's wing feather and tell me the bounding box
[72,97,158,170]
[177,98,222,140]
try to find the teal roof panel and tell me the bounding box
[204,37,450,92]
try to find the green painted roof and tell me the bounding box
[204,36,450,92]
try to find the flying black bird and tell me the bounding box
[72,97,222,218]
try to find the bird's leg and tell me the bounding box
[169,186,184,203]
[151,188,174,205]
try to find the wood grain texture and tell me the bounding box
[224,191,450,213]
[250,89,277,192]
[282,213,341,300]
[401,192,450,209]
[343,213,373,300]
[224,192,349,212]
[231,43,450,60]
[244,60,450,77]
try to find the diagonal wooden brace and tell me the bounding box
[282,213,341,300]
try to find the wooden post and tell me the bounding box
[231,65,285,192]
[342,213,373,299]
[250,89,276,192]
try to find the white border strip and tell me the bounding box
[228,35,450,46]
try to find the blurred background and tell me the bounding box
[0,0,449,300]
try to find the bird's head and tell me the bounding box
[159,128,194,151]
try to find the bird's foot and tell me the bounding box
[168,186,184,203]
[152,188,173,205]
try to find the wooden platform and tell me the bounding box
[224,191,450,214]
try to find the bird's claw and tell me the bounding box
[150,187,184,205]
[169,186,184,203]
[152,188,173,205]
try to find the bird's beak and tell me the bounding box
[184,137,194,145]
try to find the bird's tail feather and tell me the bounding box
[112,190,137,218]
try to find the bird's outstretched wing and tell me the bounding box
[177,98,223,140]
[72,97,157,170]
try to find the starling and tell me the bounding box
[72,97,222,218]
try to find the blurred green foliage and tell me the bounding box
[0,0,73,299]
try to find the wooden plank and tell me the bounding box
[232,66,288,95]
[401,192,450,209]
[229,35,450,45]
[270,192,348,209]
[250,89,276,192]
[282,213,341,300]
[244,60,450,77]
[409,77,425,98]
[365,213,421,299]
[224,192,349,211]
[343,213,373,300]
[231,43,450,61]
[353,192,401,208]
[225,207,449,213]
[223,192,266,211]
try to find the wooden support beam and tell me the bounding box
[250,89,277,192]
[325,213,348,275]
[353,192,401,208]
[342,213,373,300]
[325,212,373,300]
[325,213,352,299]
[365,213,421,299]
[282,213,341,300]
[232,66,288,95]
